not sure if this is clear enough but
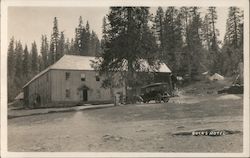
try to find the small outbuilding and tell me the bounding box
[209,73,225,81]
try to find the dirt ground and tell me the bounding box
[8,92,243,152]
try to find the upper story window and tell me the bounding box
[81,73,86,81]
[65,72,70,80]
[95,73,100,81]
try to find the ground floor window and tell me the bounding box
[96,73,100,81]
[66,89,71,98]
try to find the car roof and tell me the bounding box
[141,82,169,89]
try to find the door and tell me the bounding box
[82,89,88,101]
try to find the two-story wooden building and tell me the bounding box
[23,55,171,108]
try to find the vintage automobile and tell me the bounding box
[218,84,243,94]
[140,82,172,103]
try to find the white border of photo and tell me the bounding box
[1,0,249,157]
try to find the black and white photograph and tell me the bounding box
[1,0,249,157]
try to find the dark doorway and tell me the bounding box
[82,89,88,101]
[32,93,41,108]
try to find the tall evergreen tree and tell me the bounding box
[14,41,24,79]
[12,41,24,98]
[155,7,165,52]
[7,37,16,80]
[23,44,30,78]
[89,31,101,56]
[7,37,17,101]
[173,11,184,73]
[40,35,49,70]
[49,17,59,64]
[38,55,43,72]
[224,7,242,48]
[186,7,204,80]
[85,21,91,55]
[70,38,76,55]
[64,38,71,54]
[74,16,84,55]
[162,7,183,72]
[58,31,65,58]
[31,41,38,75]
[98,7,159,100]
[221,7,243,75]
[201,14,211,50]
[74,17,98,56]
[202,7,220,73]
[100,17,108,54]
[208,7,219,52]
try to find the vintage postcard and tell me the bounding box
[1,0,249,157]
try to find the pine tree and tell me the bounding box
[224,7,242,48]
[162,7,183,72]
[64,38,71,54]
[12,41,24,99]
[14,41,24,79]
[49,17,59,64]
[69,38,75,55]
[208,7,219,52]
[186,7,204,80]
[58,31,65,58]
[180,7,191,45]
[7,37,17,101]
[154,7,165,52]
[7,37,16,80]
[221,7,243,75]
[85,21,91,55]
[31,41,38,75]
[23,44,30,78]
[173,11,184,73]
[74,28,80,55]
[100,17,108,54]
[40,35,49,70]
[94,36,101,56]
[74,17,97,56]
[99,7,159,101]
[202,7,220,73]
[89,31,101,56]
[38,55,43,72]
[74,16,84,55]
[201,14,211,50]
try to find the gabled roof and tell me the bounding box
[50,55,96,70]
[23,55,171,88]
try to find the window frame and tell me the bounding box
[95,73,100,81]
[65,72,70,80]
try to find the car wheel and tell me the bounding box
[163,98,169,103]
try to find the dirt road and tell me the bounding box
[8,94,243,152]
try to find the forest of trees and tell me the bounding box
[7,16,101,101]
[98,6,244,100]
[152,7,243,78]
[7,7,244,102]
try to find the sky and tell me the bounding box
[8,7,229,51]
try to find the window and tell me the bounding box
[95,73,100,81]
[66,89,70,98]
[81,73,86,81]
[97,90,101,98]
[65,72,70,80]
